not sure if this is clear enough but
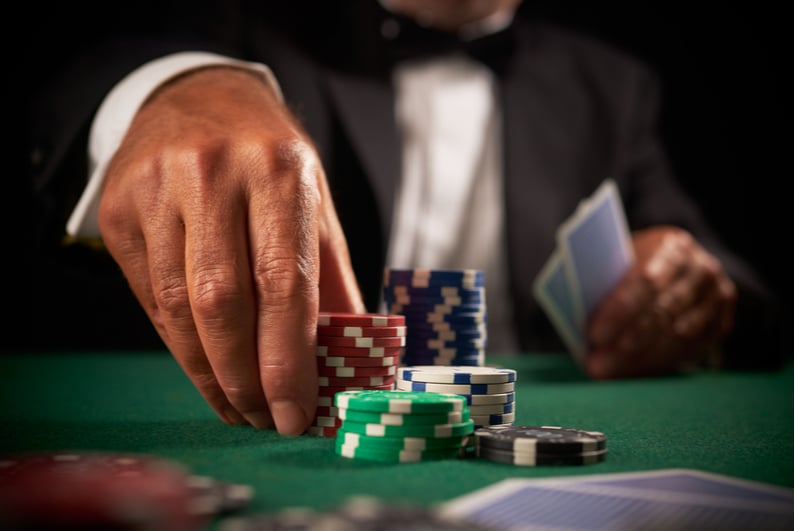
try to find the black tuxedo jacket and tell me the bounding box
[21,1,779,367]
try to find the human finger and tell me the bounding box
[249,141,323,436]
[182,172,273,429]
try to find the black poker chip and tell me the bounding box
[476,445,608,466]
[474,425,607,454]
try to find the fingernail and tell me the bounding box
[222,407,248,426]
[243,410,274,430]
[271,400,309,436]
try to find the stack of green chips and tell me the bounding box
[333,390,473,463]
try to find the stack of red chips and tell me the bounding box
[306,312,406,437]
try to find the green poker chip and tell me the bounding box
[340,419,475,439]
[334,390,467,414]
[336,429,470,452]
[339,408,470,426]
[335,439,465,463]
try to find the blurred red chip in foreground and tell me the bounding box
[0,451,212,530]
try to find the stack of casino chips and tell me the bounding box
[333,390,474,463]
[383,268,487,366]
[396,366,516,428]
[307,312,406,437]
[474,425,608,466]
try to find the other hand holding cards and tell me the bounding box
[533,179,634,365]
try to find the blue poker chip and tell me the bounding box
[463,391,515,406]
[403,347,486,365]
[384,268,485,288]
[384,286,486,298]
[394,380,515,395]
[405,321,487,331]
[399,312,488,324]
[388,303,486,314]
[468,402,515,415]
[404,338,488,350]
[384,295,485,306]
[401,354,484,366]
[398,366,516,384]
[469,411,516,427]
[404,328,486,341]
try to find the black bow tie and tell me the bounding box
[380,13,517,74]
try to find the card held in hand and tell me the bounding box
[533,179,634,365]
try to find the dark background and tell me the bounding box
[12,2,791,356]
[523,2,791,358]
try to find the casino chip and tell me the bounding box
[395,380,515,395]
[384,268,488,366]
[474,425,608,466]
[395,365,518,429]
[398,366,516,384]
[318,312,406,327]
[335,390,466,414]
[332,390,473,462]
[0,451,253,530]
[308,313,406,437]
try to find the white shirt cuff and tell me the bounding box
[66,51,283,238]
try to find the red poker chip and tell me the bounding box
[316,336,405,348]
[314,405,339,418]
[311,415,344,428]
[318,375,396,388]
[317,312,405,327]
[316,345,404,358]
[0,451,209,531]
[316,325,407,338]
[317,395,335,407]
[317,365,397,378]
[305,425,339,437]
[317,355,400,368]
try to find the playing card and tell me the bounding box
[439,469,793,530]
[534,179,634,362]
[557,179,634,331]
[532,250,586,364]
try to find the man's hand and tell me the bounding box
[98,66,365,434]
[585,226,737,379]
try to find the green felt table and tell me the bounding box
[1,351,792,524]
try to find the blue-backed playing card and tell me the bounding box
[439,469,792,530]
[532,250,586,364]
[533,179,633,364]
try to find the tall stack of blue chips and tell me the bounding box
[382,268,487,366]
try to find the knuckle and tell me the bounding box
[152,273,191,320]
[253,253,315,311]
[636,266,659,293]
[669,228,695,248]
[189,267,242,319]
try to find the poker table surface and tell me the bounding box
[1,350,792,523]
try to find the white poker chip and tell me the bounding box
[398,365,516,384]
[395,380,515,395]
